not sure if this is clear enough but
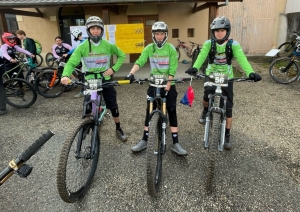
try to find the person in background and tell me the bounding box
[68,28,86,98]
[52,36,72,61]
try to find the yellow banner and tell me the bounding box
[105,24,144,54]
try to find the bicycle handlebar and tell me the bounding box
[194,73,254,82]
[0,130,55,185]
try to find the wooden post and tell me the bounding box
[208,3,218,39]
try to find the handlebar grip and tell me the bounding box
[19,130,55,162]
[117,80,131,85]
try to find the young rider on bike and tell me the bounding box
[185,16,262,150]
[125,21,188,156]
[61,16,128,142]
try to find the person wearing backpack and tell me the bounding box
[15,30,37,69]
[185,16,262,150]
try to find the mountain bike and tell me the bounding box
[130,75,187,198]
[2,55,30,83]
[194,72,254,193]
[0,130,54,186]
[56,78,130,203]
[175,39,208,72]
[4,77,37,108]
[34,57,81,98]
[272,31,300,60]
[269,41,300,84]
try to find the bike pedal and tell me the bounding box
[16,164,33,178]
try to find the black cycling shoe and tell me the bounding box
[224,136,232,150]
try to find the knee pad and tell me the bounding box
[110,107,119,117]
[167,107,178,127]
[226,108,232,118]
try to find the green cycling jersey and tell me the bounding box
[193,39,255,78]
[62,39,125,80]
[135,43,178,83]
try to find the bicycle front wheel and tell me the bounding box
[35,69,65,98]
[5,78,37,108]
[35,54,43,67]
[205,111,221,193]
[146,112,163,198]
[57,119,100,203]
[45,52,54,67]
[269,57,300,84]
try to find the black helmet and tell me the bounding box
[85,16,104,43]
[210,16,231,43]
[152,21,168,48]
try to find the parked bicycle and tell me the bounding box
[128,75,188,197]
[194,72,254,193]
[269,38,300,84]
[56,78,130,203]
[45,52,57,68]
[2,55,30,83]
[175,39,208,72]
[0,130,54,186]
[34,57,82,98]
[272,31,300,60]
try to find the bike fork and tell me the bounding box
[219,119,226,152]
[203,112,211,149]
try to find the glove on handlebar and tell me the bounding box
[124,74,135,82]
[249,73,262,82]
[185,67,198,75]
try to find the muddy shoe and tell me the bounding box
[224,136,232,150]
[131,140,147,152]
[171,143,188,156]
[116,128,128,142]
[199,110,207,125]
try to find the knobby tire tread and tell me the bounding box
[56,119,100,203]
[146,112,163,198]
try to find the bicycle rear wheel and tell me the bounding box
[5,78,37,108]
[57,119,100,203]
[146,112,163,198]
[35,69,65,98]
[35,54,43,67]
[269,57,300,84]
[45,52,54,67]
[205,111,221,194]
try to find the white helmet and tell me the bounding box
[70,28,82,39]
[85,16,104,43]
[152,21,168,48]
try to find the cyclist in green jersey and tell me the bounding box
[125,21,188,156]
[186,16,262,150]
[61,16,128,142]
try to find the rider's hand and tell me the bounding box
[124,73,135,83]
[62,54,69,58]
[185,67,198,75]
[61,76,70,85]
[31,54,35,58]
[249,72,262,82]
[10,59,17,63]
[103,68,114,76]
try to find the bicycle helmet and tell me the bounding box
[85,16,104,43]
[152,21,168,48]
[70,28,82,40]
[210,16,231,43]
[2,32,16,47]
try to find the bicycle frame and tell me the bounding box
[2,57,30,81]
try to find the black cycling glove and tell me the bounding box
[185,67,198,75]
[124,73,135,83]
[249,73,262,82]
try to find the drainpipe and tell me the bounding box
[218,0,228,7]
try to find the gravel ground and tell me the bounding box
[0,57,299,212]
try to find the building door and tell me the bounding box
[58,7,85,46]
[128,15,158,62]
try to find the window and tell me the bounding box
[188,28,194,37]
[172,29,179,38]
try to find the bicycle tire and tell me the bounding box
[34,69,65,98]
[176,48,181,61]
[205,110,221,194]
[146,112,163,198]
[35,54,43,67]
[45,52,54,67]
[5,78,37,108]
[269,57,300,84]
[57,119,100,203]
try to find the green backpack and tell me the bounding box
[34,39,42,54]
